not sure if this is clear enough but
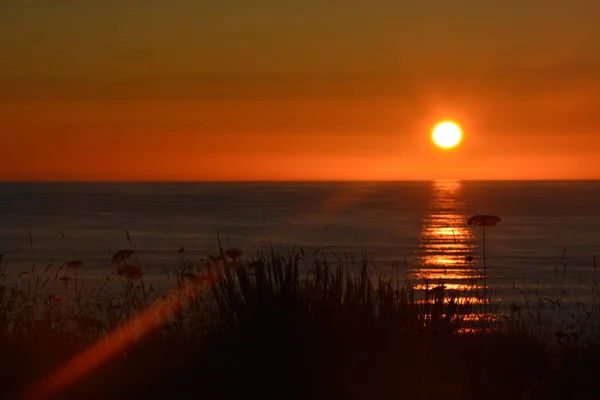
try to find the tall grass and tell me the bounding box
[1,245,600,399]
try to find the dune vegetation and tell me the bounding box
[1,242,600,399]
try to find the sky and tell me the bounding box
[1,0,599,181]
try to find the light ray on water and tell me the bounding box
[413,180,482,304]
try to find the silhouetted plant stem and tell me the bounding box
[467,215,501,333]
[483,226,487,303]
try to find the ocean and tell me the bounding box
[1,181,599,304]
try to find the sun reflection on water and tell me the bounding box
[413,180,481,299]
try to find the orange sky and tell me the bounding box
[1,1,599,181]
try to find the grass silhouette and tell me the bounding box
[0,243,599,399]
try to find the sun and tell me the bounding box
[432,121,462,149]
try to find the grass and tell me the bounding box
[1,245,600,399]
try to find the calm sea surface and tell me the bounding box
[1,181,599,304]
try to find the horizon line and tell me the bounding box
[1,178,599,184]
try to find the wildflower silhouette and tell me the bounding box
[467,214,501,302]
[111,249,136,264]
[116,265,143,280]
[66,260,83,269]
[225,248,243,260]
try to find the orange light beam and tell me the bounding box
[21,278,212,400]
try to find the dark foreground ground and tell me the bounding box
[2,250,600,399]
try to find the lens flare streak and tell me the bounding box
[22,279,212,400]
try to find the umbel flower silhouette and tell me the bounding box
[467,215,501,302]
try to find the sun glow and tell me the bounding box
[432,122,462,149]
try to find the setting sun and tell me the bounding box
[432,122,463,149]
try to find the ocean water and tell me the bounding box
[1,181,599,304]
